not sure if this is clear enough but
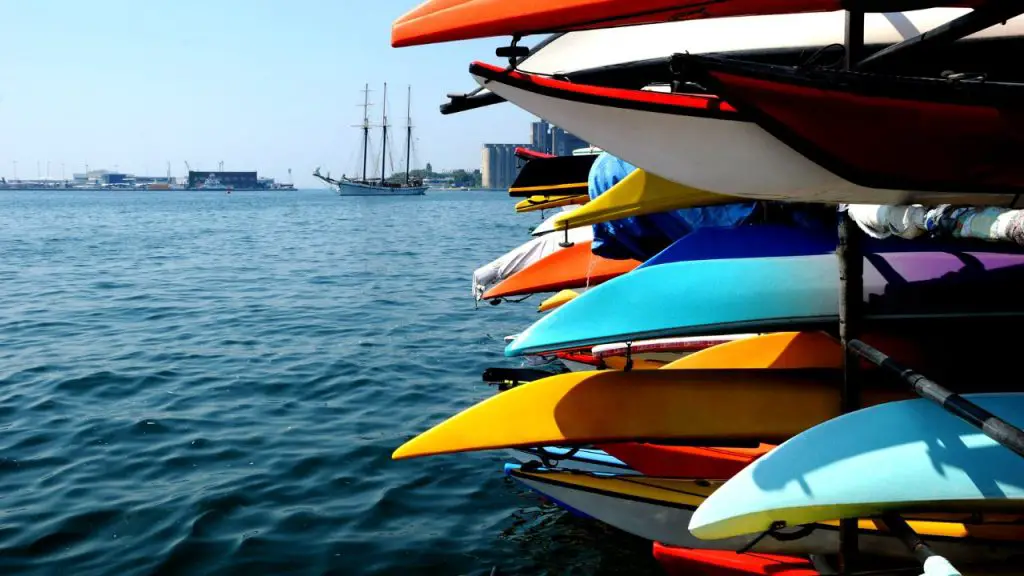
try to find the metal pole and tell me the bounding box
[405,85,413,186]
[848,339,1024,459]
[837,209,862,575]
[838,10,865,573]
[361,83,369,182]
[380,83,388,186]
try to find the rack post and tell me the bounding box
[837,209,862,575]
[837,10,864,574]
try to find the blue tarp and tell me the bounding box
[587,153,835,261]
[588,153,757,261]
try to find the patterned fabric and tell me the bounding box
[851,204,1024,246]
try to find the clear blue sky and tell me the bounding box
[0,0,536,186]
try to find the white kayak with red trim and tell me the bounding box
[469,59,1023,207]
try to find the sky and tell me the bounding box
[0,0,537,186]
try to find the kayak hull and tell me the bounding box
[471,62,1020,207]
[484,241,639,300]
[690,394,1024,540]
[506,251,1024,356]
[510,468,1024,562]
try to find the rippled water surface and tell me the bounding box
[0,190,661,575]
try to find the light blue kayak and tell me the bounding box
[506,251,1024,356]
[689,393,1024,541]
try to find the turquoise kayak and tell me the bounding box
[505,251,1024,356]
[689,393,1024,540]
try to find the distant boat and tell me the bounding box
[314,83,427,197]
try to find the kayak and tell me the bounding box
[601,443,774,479]
[391,368,898,459]
[508,467,1024,562]
[393,331,901,460]
[472,223,592,300]
[391,1,987,47]
[471,62,1023,208]
[483,241,640,300]
[592,334,755,370]
[537,289,580,312]
[554,169,736,231]
[507,446,640,475]
[505,250,1024,356]
[394,330,1022,460]
[652,543,818,576]
[531,205,581,236]
[439,8,1005,115]
[509,154,594,197]
[514,194,589,213]
[689,393,1024,541]
[680,52,1024,197]
[552,350,603,372]
[515,146,553,160]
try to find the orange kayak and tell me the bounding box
[391,0,983,47]
[482,241,639,299]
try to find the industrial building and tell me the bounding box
[528,120,588,156]
[481,120,590,190]
[531,120,553,156]
[551,127,588,157]
[481,144,529,190]
[187,171,259,190]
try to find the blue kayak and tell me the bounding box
[640,224,1024,270]
[506,250,1024,356]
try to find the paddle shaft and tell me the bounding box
[849,339,1024,459]
[878,514,936,564]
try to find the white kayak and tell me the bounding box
[592,334,757,368]
[509,467,1024,563]
[449,8,1001,112]
[472,224,591,301]
[471,61,1024,208]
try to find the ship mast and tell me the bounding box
[360,83,370,182]
[405,85,413,186]
[380,82,388,186]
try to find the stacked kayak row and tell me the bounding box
[391,2,1024,575]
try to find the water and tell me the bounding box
[0,189,662,575]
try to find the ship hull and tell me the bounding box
[337,180,427,196]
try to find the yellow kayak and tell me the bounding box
[537,289,579,313]
[392,331,986,460]
[392,367,910,459]
[392,332,915,460]
[514,194,589,213]
[553,169,736,230]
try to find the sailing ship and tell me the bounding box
[314,83,428,196]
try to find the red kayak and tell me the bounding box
[599,443,773,479]
[482,241,639,300]
[515,146,553,161]
[679,52,1024,196]
[392,0,984,47]
[652,543,818,576]
[553,350,603,369]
